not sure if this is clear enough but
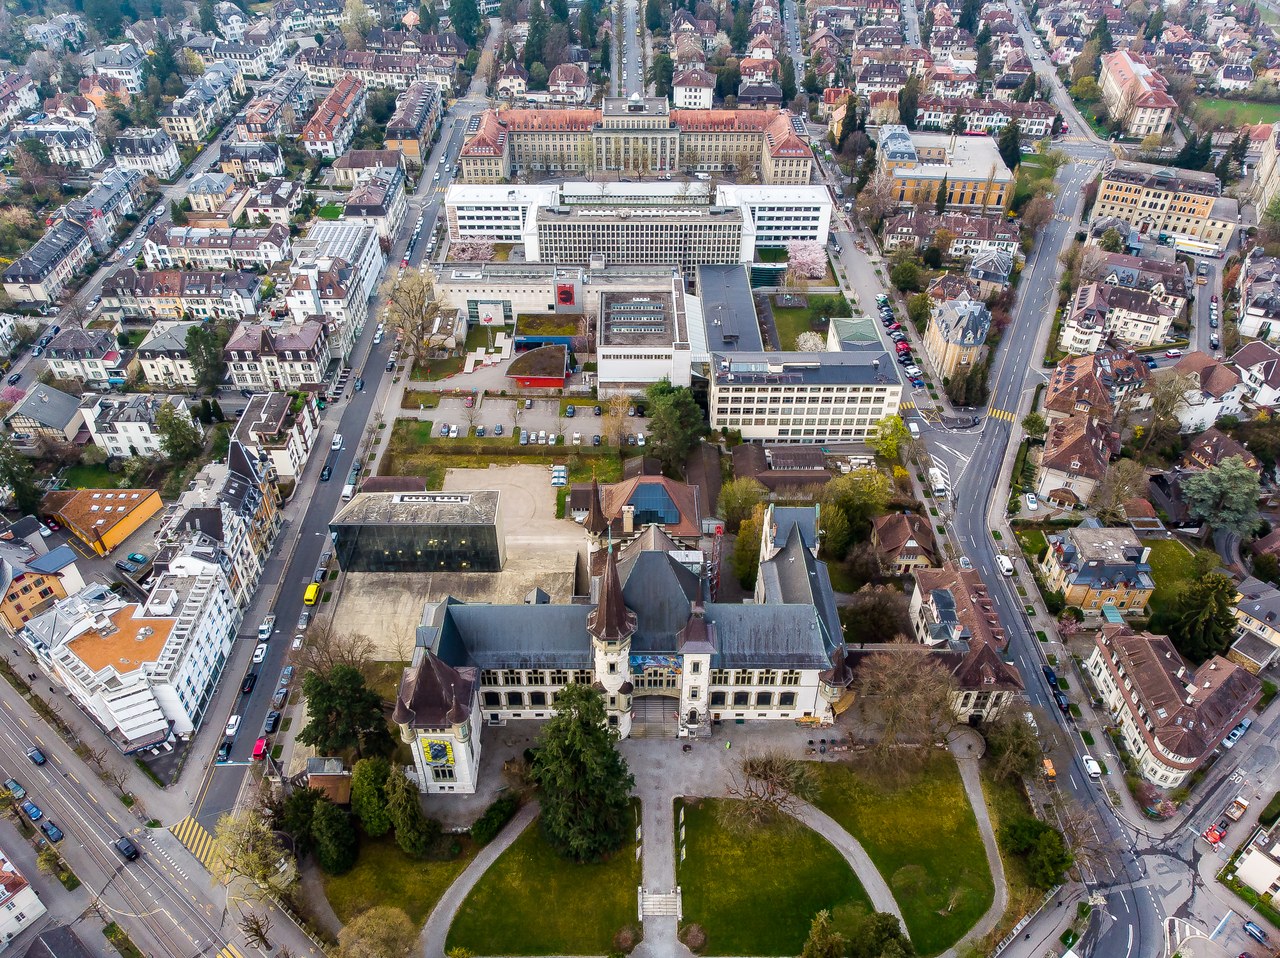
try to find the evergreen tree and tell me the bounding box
[548,0,569,22]
[600,34,611,72]
[351,757,393,837]
[385,765,442,857]
[646,0,661,31]
[1091,14,1114,54]
[1144,7,1164,40]
[579,0,596,49]
[1167,573,1238,662]
[731,3,750,50]
[297,665,394,758]
[898,75,920,129]
[449,0,482,46]
[312,799,358,875]
[935,174,948,213]
[997,118,1022,172]
[198,398,213,424]
[525,0,548,70]
[532,684,635,861]
[975,24,992,78]
[650,52,674,97]
[210,399,225,422]
[948,111,966,134]
[0,444,41,515]
[957,0,980,33]
[644,381,707,476]
[921,9,934,46]
[779,54,796,104]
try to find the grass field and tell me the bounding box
[978,769,1044,947]
[321,836,474,925]
[446,812,640,955]
[1195,99,1280,126]
[813,754,993,956]
[677,798,872,956]
[1017,529,1049,562]
[58,464,120,489]
[1142,538,1209,620]
[772,306,817,350]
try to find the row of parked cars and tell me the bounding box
[878,296,925,388]
[5,747,139,859]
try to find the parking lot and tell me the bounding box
[427,396,648,446]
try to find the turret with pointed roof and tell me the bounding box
[587,543,636,644]
[584,474,608,545]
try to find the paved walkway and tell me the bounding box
[418,800,540,958]
[940,728,1009,958]
[790,801,903,923]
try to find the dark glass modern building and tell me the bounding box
[329,491,504,573]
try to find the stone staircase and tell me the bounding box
[639,888,682,919]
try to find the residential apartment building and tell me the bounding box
[143,223,291,270]
[234,68,314,141]
[4,386,85,446]
[1230,576,1280,673]
[342,165,408,239]
[103,269,262,321]
[0,845,46,940]
[92,42,146,95]
[1099,51,1176,139]
[302,73,367,158]
[1235,247,1280,340]
[297,44,454,92]
[224,320,332,390]
[916,95,1057,138]
[1092,161,1238,255]
[870,512,938,573]
[882,210,1020,258]
[23,572,238,751]
[113,127,181,178]
[384,80,442,167]
[1043,349,1150,423]
[876,124,1013,212]
[219,141,286,180]
[1041,526,1155,617]
[48,167,143,255]
[136,321,201,388]
[1087,625,1259,787]
[45,328,134,386]
[231,390,320,481]
[0,72,39,133]
[244,177,304,226]
[160,62,244,144]
[1083,249,1190,316]
[923,299,991,378]
[291,220,385,302]
[673,69,716,108]
[1035,413,1117,508]
[286,259,367,360]
[1171,353,1247,432]
[2,220,93,305]
[0,532,84,636]
[84,393,201,458]
[1231,340,1280,407]
[12,117,103,168]
[1059,282,1175,354]
[458,98,815,185]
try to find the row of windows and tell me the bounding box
[716,385,891,395]
[717,417,882,427]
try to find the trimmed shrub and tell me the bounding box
[612,924,643,954]
[470,793,520,845]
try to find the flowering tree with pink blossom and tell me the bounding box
[451,241,497,262]
[1,386,24,405]
[786,241,828,280]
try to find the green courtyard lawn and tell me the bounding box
[1016,529,1048,562]
[813,753,993,956]
[1141,538,1210,620]
[446,812,641,955]
[317,203,343,220]
[771,306,817,350]
[57,464,120,490]
[1194,99,1280,127]
[1013,155,1054,211]
[677,798,872,956]
[321,836,474,926]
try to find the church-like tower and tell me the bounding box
[587,541,636,738]
[584,474,608,552]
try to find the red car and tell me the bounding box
[1212,295,1219,303]
[44,518,59,531]
[463,395,475,408]
[896,342,912,353]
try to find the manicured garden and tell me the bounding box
[1141,538,1206,620]
[1016,529,1048,562]
[446,813,641,955]
[676,797,872,956]
[321,836,475,925]
[772,306,819,350]
[57,464,120,489]
[1195,98,1280,126]
[813,754,993,956]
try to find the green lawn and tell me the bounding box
[1195,99,1280,126]
[321,836,474,925]
[772,306,817,350]
[446,812,640,955]
[317,203,343,220]
[1141,538,1203,620]
[677,798,872,956]
[58,464,120,489]
[979,769,1042,945]
[813,754,993,956]
[1017,529,1048,562]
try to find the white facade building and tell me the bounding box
[0,844,46,943]
[84,395,201,459]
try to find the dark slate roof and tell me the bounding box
[27,544,77,574]
[619,550,702,651]
[704,603,829,668]
[769,505,819,550]
[391,653,476,727]
[433,601,595,668]
[758,524,841,651]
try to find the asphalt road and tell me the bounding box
[619,0,642,97]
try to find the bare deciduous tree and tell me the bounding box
[297,619,376,679]
[210,808,295,901]
[722,751,818,830]
[1052,794,1123,878]
[1143,371,1196,450]
[384,273,444,362]
[1092,458,1147,524]
[855,644,957,767]
[239,912,273,950]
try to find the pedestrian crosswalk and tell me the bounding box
[171,816,216,866]
[988,407,1017,422]
[215,946,244,958]
[899,400,915,411]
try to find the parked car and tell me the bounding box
[40,821,63,842]
[20,801,41,822]
[475,426,485,438]
[264,711,282,734]
[463,395,474,408]
[3,778,24,800]
[1165,349,1183,358]
[320,465,333,481]
[4,373,18,386]
[127,553,148,565]
[1026,493,1039,511]
[272,688,289,710]
[216,741,231,763]
[1223,718,1253,748]
[241,673,258,695]
[448,425,459,438]
[1245,922,1269,944]
[593,434,602,446]
[519,430,529,445]
[252,643,268,664]
[114,560,138,575]
[225,715,242,737]
[594,405,602,415]
[565,404,575,417]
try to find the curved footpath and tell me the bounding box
[418,800,540,958]
[789,801,905,924]
[941,729,1009,958]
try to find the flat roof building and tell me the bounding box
[877,124,1013,213]
[330,491,505,573]
[597,285,692,392]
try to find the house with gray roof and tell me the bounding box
[2,219,93,305]
[391,496,850,794]
[924,298,991,378]
[4,385,85,447]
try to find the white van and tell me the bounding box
[1082,755,1102,779]
[996,555,1015,576]
[908,421,921,439]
